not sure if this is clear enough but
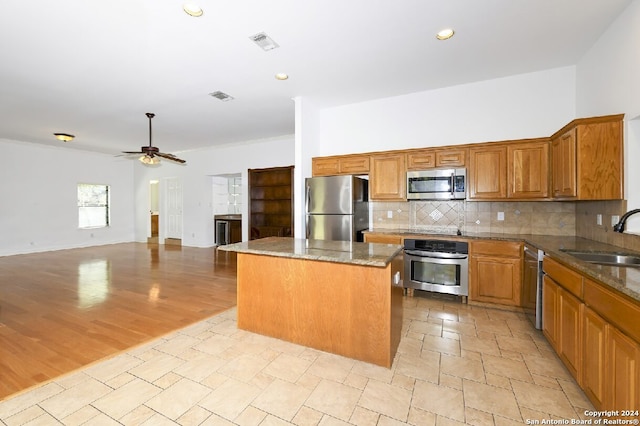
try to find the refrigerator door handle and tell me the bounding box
[305,185,311,214]
[305,214,310,239]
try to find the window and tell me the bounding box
[78,184,110,228]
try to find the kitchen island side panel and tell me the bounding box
[236,252,403,367]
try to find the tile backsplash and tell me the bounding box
[372,200,576,235]
[372,199,640,251]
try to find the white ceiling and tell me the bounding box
[0,0,632,156]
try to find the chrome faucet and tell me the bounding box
[613,209,640,233]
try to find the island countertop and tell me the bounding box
[218,237,402,267]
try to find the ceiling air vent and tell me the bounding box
[209,91,234,102]
[249,32,279,51]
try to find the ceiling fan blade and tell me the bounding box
[122,151,145,154]
[156,152,186,163]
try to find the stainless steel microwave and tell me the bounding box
[406,168,466,200]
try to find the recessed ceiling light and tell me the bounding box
[249,32,279,51]
[436,28,455,40]
[183,3,203,17]
[275,73,289,81]
[54,133,75,142]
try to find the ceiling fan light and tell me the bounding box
[54,133,75,142]
[139,155,160,165]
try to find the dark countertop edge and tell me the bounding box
[218,238,403,268]
[367,229,640,302]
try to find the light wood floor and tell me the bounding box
[0,243,237,401]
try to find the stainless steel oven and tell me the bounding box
[404,239,469,298]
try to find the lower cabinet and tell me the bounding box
[364,233,403,245]
[542,275,582,380]
[543,257,640,411]
[608,326,640,410]
[469,240,522,306]
[583,307,607,408]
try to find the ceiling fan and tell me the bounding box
[122,113,186,165]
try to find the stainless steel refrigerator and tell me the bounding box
[305,175,369,242]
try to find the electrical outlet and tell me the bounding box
[612,215,620,227]
[596,214,603,226]
[497,212,505,221]
[387,210,393,219]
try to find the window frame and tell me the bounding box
[77,183,111,229]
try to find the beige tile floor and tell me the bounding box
[0,294,593,425]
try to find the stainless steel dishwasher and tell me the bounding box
[523,244,544,329]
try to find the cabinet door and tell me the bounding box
[406,150,435,170]
[543,276,560,351]
[551,129,577,198]
[608,327,640,410]
[583,307,607,409]
[559,288,582,380]
[370,154,406,201]
[469,257,521,306]
[436,149,466,167]
[468,146,507,199]
[339,156,370,174]
[312,157,340,176]
[508,141,549,199]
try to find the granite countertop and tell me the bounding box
[366,228,640,302]
[218,237,403,267]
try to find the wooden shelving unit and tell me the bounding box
[248,166,294,240]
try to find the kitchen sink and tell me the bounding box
[560,250,640,267]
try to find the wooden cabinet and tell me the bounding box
[608,326,640,410]
[312,155,369,176]
[436,148,466,167]
[551,114,624,200]
[370,153,406,200]
[468,145,507,199]
[542,273,582,380]
[248,166,294,239]
[469,240,522,306]
[543,257,640,410]
[583,307,607,408]
[551,129,576,197]
[364,233,403,245]
[406,150,436,170]
[406,148,467,170]
[543,275,560,350]
[508,139,549,199]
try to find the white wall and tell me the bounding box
[315,67,576,156]
[576,0,640,232]
[133,135,295,247]
[0,139,135,256]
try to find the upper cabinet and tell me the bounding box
[310,113,623,202]
[312,154,370,176]
[551,114,624,200]
[508,139,550,199]
[468,145,507,199]
[406,148,466,170]
[370,153,406,200]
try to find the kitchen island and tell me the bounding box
[219,237,404,367]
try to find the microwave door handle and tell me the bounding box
[450,172,455,197]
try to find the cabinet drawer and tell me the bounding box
[584,279,640,343]
[470,240,521,257]
[364,233,403,245]
[543,257,583,298]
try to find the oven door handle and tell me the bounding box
[404,250,468,260]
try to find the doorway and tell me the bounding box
[148,180,159,243]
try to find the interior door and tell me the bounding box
[165,177,183,239]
